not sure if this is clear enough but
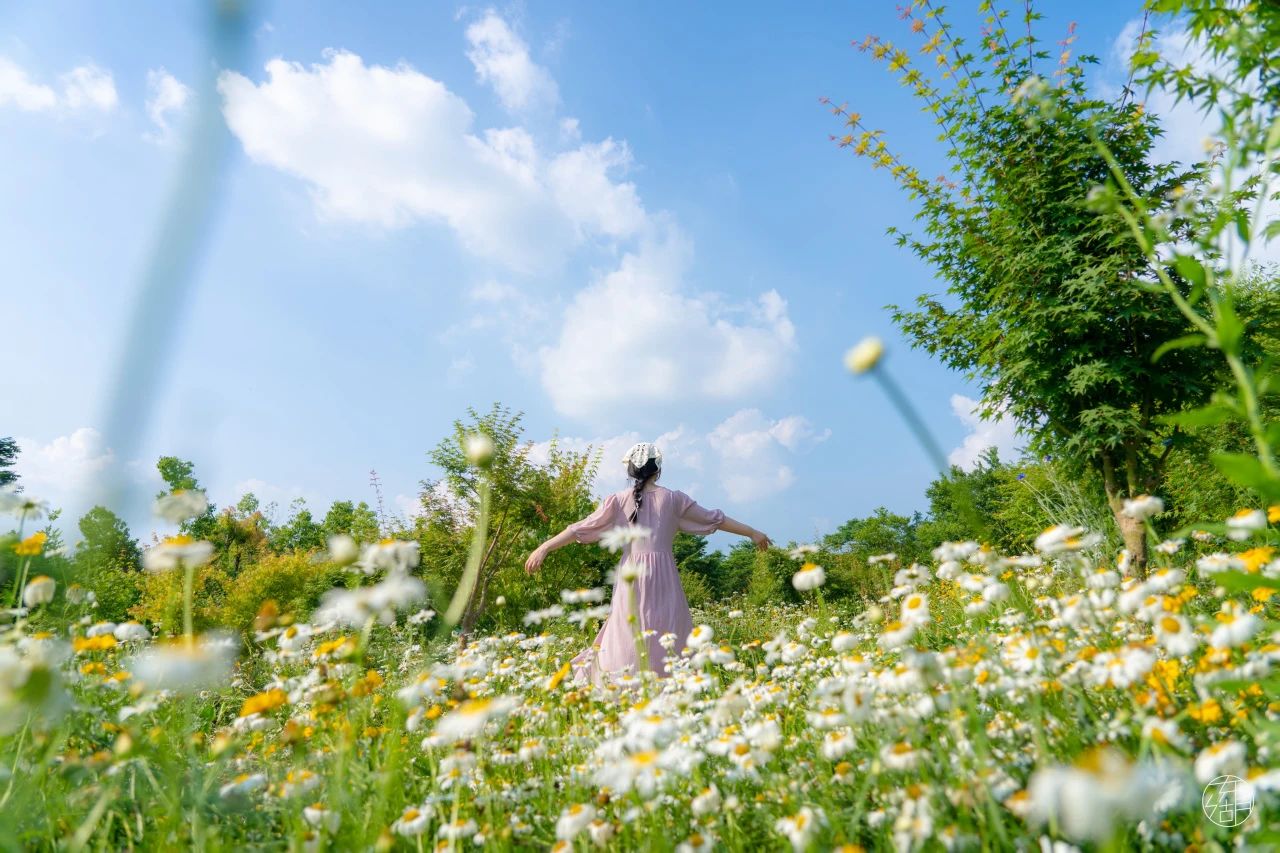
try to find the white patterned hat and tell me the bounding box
[621,442,662,470]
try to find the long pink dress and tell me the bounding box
[565,485,724,685]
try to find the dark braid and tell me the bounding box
[626,458,661,523]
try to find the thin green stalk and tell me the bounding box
[870,368,991,541]
[444,478,491,630]
[182,560,196,648]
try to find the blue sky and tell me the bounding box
[2,1,1179,548]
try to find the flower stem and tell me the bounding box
[182,560,196,648]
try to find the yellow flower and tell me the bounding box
[545,661,572,691]
[239,688,289,718]
[844,337,885,374]
[13,531,47,556]
[1239,547,1273,573]
[73,635,118,654]
[1268,505,1280,523]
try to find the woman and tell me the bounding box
[524,442,771,685]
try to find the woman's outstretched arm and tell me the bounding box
[717,515,772,550]
[524,528,576,574]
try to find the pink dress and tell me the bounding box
[565,485,724,685]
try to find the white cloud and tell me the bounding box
[14,428,115,508]
[217,15,797,417]
[708,409,827,502]
[947,394,1021,471]
[144,68,191,142]
[531,410,824,504]
[0,57,117,115]
[219,50,645,272]
[465,10,558,113]
[538,236,796,419]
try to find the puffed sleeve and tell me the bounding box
[674,490,725,535]
[565,493,623,544]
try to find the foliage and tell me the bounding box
[678,567,714,609]
[408,405,611,635]
[1089,0,1280,517]
[0,436,17,488]
[268,498,326,555]
[155,455,218,539]
[828,3,1273,568]
[131,565,233,635]
[216,552,347,633]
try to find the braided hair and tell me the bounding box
[626,457,661,523]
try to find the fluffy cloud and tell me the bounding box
[708,409,828,502]
[14,428,115,505]
[538,237,796,419]
[144,68,191,142]
[0,57,117,114]
[465,10,558,113]
[530,410,825,505]
[218,50,645,272]
[217,14,796,417]
[947,395,1021,471]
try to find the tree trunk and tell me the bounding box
[1100,451,1148,577]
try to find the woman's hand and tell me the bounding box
[750,530,772,551]
[524,545,548,575]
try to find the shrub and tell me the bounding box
[679,568,713,609]
[217,553,347,633]
[131,566,233,637]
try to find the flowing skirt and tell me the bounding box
[570,550,693,687]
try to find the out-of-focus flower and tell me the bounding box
[314,572,426,627]
[775,806,825,852]
[434,696,518,743]
[844,337,884,374]
[556,803,596,841]
[1209,602,1260,649]
[1121,495,1164,521]
[112,621,151,643]
[1026,748,1184,843]
[687,624,713,649]
[900,591,929,626]
[463,432,495,467]
[1034,525,1100,555]
[142,535,214,573]
[126,635,236,693]
[21,575,55,608]
[303,803,340,833]
[13,531,48,557]
[0,488,49,519]
[356,539,420,575]
[219,772,266,798]
[1194,740,1246,784]
[153,489,208,524]
[391,804,433,837]
[600,524,651,553]
[792,563,826,591]
[327,534,359,566]
[1226,508,1267,540]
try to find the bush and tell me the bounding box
[131,565,233,637]
[679,568,713,609]
[79,560,142,624]
[217,553,348,633]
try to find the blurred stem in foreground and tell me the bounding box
[847,337,992,544]
[96,1,254,513]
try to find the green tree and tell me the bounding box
[322,500,381,543]
[0,437,18,488]
[74,506,142,621]
[155,455,217,539]
[415,405,609,638]
[834,6,1239,569]
[269,498,326,554]
[823,507,923,564]
[76,506,141,571]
